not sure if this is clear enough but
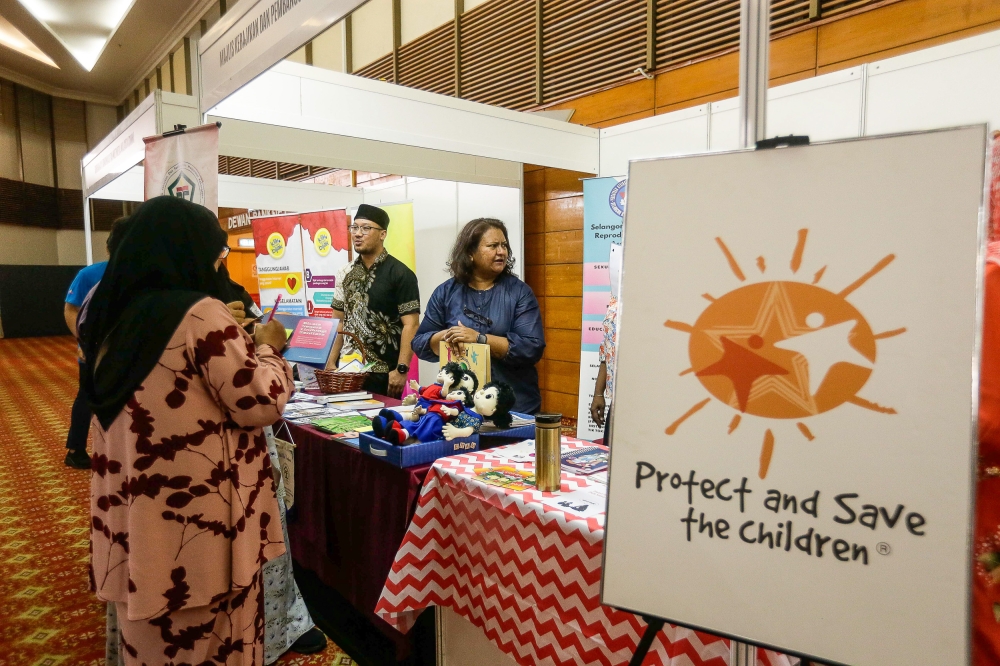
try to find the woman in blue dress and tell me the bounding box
[411,218,545,414]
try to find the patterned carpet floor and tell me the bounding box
[0,336,355,666]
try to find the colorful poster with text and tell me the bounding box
[301,209,351,318]
[252,214,307,316]
[576,177,625,440]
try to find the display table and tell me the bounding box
[284,394,431,653]
[376,439,797,666]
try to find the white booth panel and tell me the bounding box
[209,62,599,174]
[408,179,461,386]
[213,116,523,189]
[767,67,863,141]
[598,105,709,177]
[710,98,740,152]
[866,30,1000,136]
[91,165,145,202]
[82,91,201,198]
[218,174,363,210]
[91,166,363,212]
[710,67,864,151]
[457,181,523,280]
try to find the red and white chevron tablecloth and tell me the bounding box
[376,438,798,666]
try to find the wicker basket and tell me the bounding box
[314,331,372,394]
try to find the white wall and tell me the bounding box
[401,0,453,43]
[313,21,345,72]
[352,0,393,69]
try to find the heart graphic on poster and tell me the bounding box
[285,275,301,294]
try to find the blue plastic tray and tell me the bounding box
[358,432,480,468]
[479,412,535,449]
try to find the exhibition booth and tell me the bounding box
[78,16,1000,665]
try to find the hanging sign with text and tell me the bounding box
[601,127,987,666]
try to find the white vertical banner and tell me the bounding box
[143,123,220,215]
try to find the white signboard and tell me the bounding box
[601,127,987,665]
[82,99,157,198]
[199,0,366,112]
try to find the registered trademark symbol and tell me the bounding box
[876,542,892,556]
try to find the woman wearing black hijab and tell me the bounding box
[81,196,292,666]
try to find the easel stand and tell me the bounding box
[627,616,665,666]
[626,615,829,666]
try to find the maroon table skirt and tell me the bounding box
[285,400,432,645]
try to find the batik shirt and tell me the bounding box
[332,250,420,373]
[598,296,619,401]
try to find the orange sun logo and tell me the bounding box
[664,229,905,479]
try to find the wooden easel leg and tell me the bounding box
[629,616,665,666]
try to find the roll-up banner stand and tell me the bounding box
[143,123,221,214]
[601,126,988,666]
[577,177,626,440]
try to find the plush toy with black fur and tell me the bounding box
[442,381,516,439]
[403,363,478,416]
[372,385,470,445]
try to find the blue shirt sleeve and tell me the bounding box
[412,282,450,362]
[502,282,545,368]
[65,262,107,307]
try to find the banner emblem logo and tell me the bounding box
[663,229,903,478]
[267,232,286,259]
[163,162,206,204]
[314,228,332,256]
[609,179,627,217]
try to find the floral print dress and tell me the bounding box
[90,298,292,666]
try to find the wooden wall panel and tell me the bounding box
[548,78,655,127]
[543,263,583,296]
[544,230,583,264]
[544,197,584,232]
[524,232,545,265]
[817,0,1000,68]
[524,201,544,234]
[543,327,582,362]
[545,296,583,329]
[524,164,587,416]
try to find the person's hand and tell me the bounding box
[254,318,287,351]
[387,370,406,398]
[226,300,246,321]
[442,319,479,344]
[590,394,606,427]
[226,300,258,328]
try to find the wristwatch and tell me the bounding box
[396,363,409,374]
[477,333,487,344]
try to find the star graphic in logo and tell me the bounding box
[663,229,904,478]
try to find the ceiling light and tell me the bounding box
[18,0,137,71]
[0,14,57,67]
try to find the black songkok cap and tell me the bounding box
[355,204,390,229]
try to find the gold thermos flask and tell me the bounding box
[534,413,562,492]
